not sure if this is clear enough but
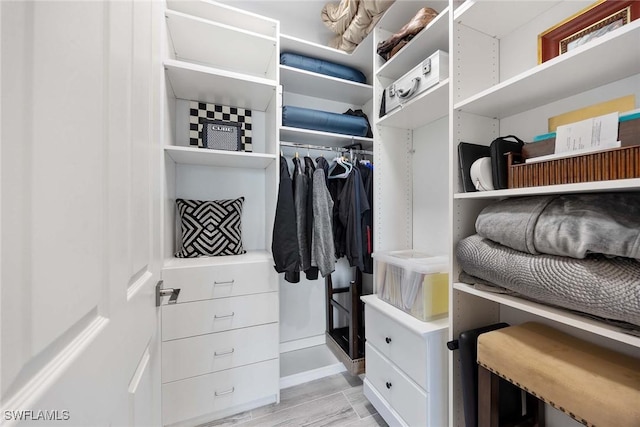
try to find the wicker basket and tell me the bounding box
[507,145,640,188]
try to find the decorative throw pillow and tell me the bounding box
[175,197,246,258]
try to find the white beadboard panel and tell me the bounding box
[279,275,327,344]
[174,164,267,252]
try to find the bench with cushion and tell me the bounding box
[477,322,640,427]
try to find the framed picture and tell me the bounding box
[538,0,640,63]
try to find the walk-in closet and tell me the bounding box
[2,1,639,426]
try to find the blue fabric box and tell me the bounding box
[280,52,366,84]
[282,106,369,137]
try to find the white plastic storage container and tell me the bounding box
[374,250,448,321]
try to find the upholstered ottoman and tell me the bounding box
[477,322,640,427]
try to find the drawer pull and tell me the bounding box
[385,337,392,344]
[214,312,235,319]
[214,348,235,356]
[213,279,235,286]
[214,387,235,397]
[386,382,392,389]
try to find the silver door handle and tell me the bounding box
[214,348,235,356]
[155,281,181,306]
[214,387,235,396]
[214,312,235,319]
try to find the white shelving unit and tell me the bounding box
[280,65,372,105]
[367,2,452,426]
[280,126,374,150]
[449,2,640,427]
[164,146,276,169]
[159,2,280,425]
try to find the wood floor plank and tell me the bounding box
[242,392,359,427]
[344,413,388,427]
[343,385,378,419]
[250,373,355,418]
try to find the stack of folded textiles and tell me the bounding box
[455,193,640,331]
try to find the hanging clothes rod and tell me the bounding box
[279,141,373,156]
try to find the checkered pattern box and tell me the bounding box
[189,101,253,152]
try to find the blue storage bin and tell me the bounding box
[282,106,369,137]
[280,52,366,84]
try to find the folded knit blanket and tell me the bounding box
[456,234,640,327]
[475,193,640,259]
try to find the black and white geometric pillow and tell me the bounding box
[175,198,246,258]
[189,101,253,152]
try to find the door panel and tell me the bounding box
[1,1,162,425]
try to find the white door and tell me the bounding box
[1,1,162,426]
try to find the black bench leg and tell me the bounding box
[525,392,546,427]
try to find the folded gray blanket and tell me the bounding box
[475,193,640,259]
[456,234,640,327]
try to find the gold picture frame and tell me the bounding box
[538,0,639,63]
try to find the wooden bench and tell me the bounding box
[477,322,640,427]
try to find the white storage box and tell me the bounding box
[382,50,449,117]
[374,250,448,321]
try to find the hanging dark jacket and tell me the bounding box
[272,156,300,282]
[338,166,370,270]
[303,156,319,280]
[358,162,374,273]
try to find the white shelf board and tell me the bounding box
[376,7,449,80]
[453,0,561,38]
[454,178,640,199]
[280,65,373,106]
[377,80,449,129]
[454,283,640,348]
[165,146,276,169]
[280,34,373,81]
[166,0,278,38]
[165,10,276,78]
[164,59,277,111]
[280,126,373,150]
[361,295,448,336]
[163,250,273,270]
[454,21,640,118]
[377,0,449,34]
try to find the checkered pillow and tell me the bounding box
[175,198,246,258]
[189,101,252,152]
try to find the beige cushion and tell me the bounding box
[477,322,640,427]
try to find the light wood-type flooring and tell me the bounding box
[198,372,388,427]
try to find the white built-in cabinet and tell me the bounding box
[159,1,280,425]
[365,2,452,426]
[449,2,640,427]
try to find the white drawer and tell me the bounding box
[365,343,427,427]
[162,323,279,383]
[162,260,277,303]
[161,292,278,341]
[162,358,278,426]
[365,305,428,390]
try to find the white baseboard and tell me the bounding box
[280,362,346,390]
[279,334,325,353]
